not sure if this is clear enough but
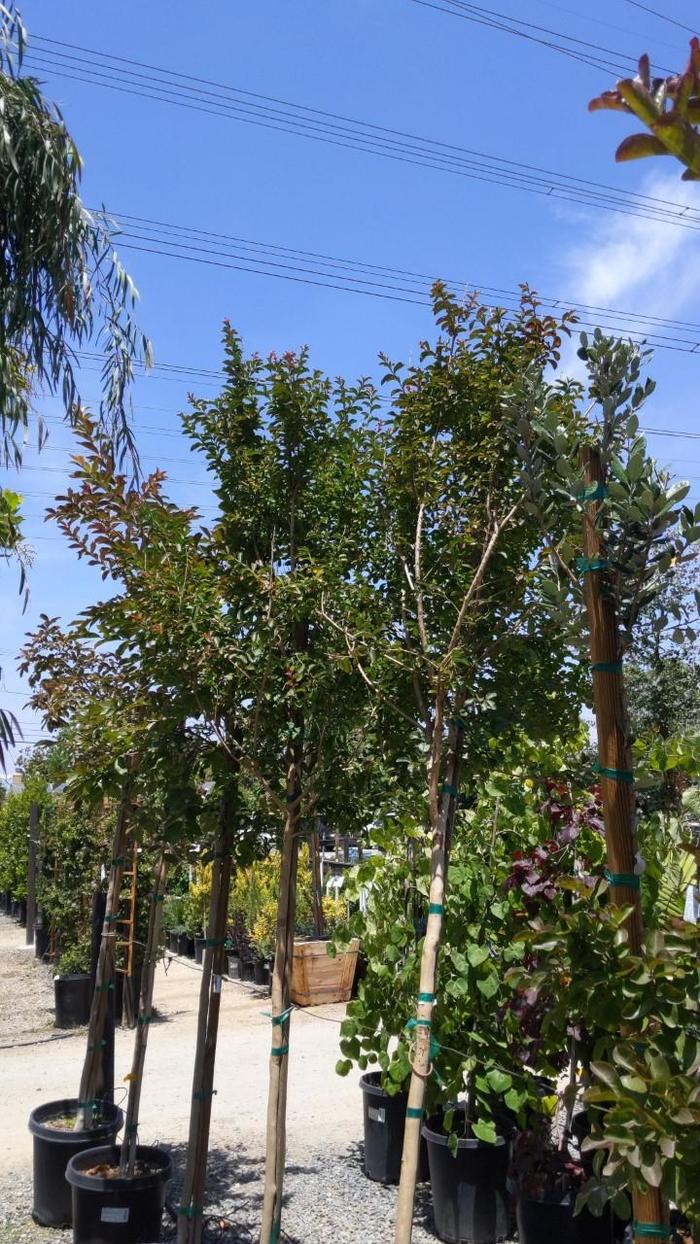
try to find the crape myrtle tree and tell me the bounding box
[22,415,244,1210]
[510,330,700,1240]
[182,327,377,1244]
[315,285,585,1241]
[21,614,202,1148]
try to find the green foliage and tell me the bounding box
[589,40,700,182]
[56,936,91,976]
[0,4,150,465]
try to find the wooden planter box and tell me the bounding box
[290,937,359,1007]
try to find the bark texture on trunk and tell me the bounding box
[177,788,235,1244]
[581,447,667,1244]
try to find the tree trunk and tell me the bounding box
[581,447,667,1244]
[309,826,325,938]
[259,740,302,1244]
[119,852,168,1177]
[75,782,131,1130]
[177,788,235,1244]
[394,722,463,1244]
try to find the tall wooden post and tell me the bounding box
[25,803,40,946]
[581,447,667,1243]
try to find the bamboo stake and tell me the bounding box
[259,742,302,1244]
[178,789,235,1244]
[119,852,168,1177]
[581,447,667,1244]
[394,723,463,1244]
[75,781,131,1130]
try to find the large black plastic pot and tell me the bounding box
[35,917,50,960]
[167,930,179,954]
[254,959,271,987]
[423,1115,510,1244]
[227,954,240,979]
[1,889,10,913]
[360,1073,429,1185]
[194,934,205,965]
[177,932,195,958]
[516,1195,613,1244]
[28,1098,123,1228]
[54,973,92,1028]
[240,956,255,982]
[66,1143,172,1243]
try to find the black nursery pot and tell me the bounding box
[516,1195,613,1244]
[194,934,205,965]
[423,1115,510,1244]
[178,932,195,958]
[35,918,50,960]
[253,958,271,987]
[54,973,92,1028]
[167,930,179,954]
[227,953,240,979]
[240,956,255,982]
[66,1143,172,1244]
[360,1073,429,1185]
[28,1098,123,1228]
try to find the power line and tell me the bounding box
[409,0,675,74]
[620,1,697,35]
[21,37,700,232]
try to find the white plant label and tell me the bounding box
[101,1207,130,1223]
[368,1107,385,1124]
[213,974,222,994]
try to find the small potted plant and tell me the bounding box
[511,1112,613,1244]
[54,938,92,1028]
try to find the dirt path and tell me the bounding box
[0,914,361,1177]
[0,914,452,1244]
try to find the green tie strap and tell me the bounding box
[576,483,608,501]
[271,1044,289,1057]
[263,1005,294,1026]
[151,893,165,902]
[593,761,634,784]
[604,869,641,890]
[428,903,444,915]
[633,1225,671,1239]
[406,1106,423,1119]
[193,1088,217,1101]
[417,992,435,1004]
[137,1014,152,1025]
[95,982,114,993]
[441,783,458,797]
[591,660,623,674]
[177,1205,203,1219]
[205,937,227,947]
[406,1017,432,1030]
[576,555,607,574]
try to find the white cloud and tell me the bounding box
[555,170,700,378]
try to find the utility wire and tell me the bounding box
[620,0,697,36]
[20,37,700,229]
[409,0,674,74]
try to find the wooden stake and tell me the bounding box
[394,724,462,1244]
[309,827,325,938]
[178,789,235,1244]
[25,803,40,946]
[581,447,667,1244]
[75,782,131,1130]
[259,741,302,1244]
[119,852,167,1177]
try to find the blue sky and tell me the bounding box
[2,0,700,766]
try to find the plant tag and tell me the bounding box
[213,974,222,994]
[101,1207,129,1223]
[368,1106,385,1124]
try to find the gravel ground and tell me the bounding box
[1,1144,441,1244]
[0,914,514,1243]
[0,927,57,1042]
